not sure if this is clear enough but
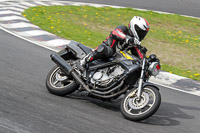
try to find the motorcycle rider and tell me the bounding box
[79,16,150,71]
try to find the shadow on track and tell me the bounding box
[66,91,121,112]
[66,92,200,126]
[141,102,200,126]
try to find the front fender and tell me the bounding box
[143,82,160,91]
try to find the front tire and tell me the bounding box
[46,65,79,96]
[120,86,161,121]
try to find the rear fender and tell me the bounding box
[57,48,77,60]
[58,41,88,60]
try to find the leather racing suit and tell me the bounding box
[83,25,144,65]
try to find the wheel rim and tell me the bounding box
[123,88,156,116]
[49,67,74,89]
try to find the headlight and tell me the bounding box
[148,62,160,76]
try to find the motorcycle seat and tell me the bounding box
[88,57,115,67]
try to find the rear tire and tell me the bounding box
[46,65,79,96]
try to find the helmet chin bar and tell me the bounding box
[132,30,139,40]
[130,25,139,40]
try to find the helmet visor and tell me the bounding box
[135,25,148,41]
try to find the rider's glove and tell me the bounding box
[133,37,141,46]
[125,36,141,46]
[125,35,132,44]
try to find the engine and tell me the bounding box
[89,65,125,87]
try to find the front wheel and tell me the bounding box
[120,86,161,121]
[46,65,79,96]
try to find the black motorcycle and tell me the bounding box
[46,41,161,121]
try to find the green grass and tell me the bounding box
[22,5,200,81]
[162,64,200,80]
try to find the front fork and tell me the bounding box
[136,58,146,99]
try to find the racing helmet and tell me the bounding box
[128,16,150,41]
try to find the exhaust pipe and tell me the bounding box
[50,54,91,92]
[50,54,73,75]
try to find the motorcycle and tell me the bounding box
[46,40,161,121]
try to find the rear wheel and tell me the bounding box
[46,65,79,96]
[120,86,161,121]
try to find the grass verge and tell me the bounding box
[22,5,200,81]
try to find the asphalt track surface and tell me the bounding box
[60,0,200,18]
[0,0,200,133]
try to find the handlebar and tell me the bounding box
[124,42,148,54]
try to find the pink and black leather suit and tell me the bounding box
[86,25,144,62]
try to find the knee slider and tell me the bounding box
[96,44,106,53]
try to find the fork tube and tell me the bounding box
[137,58,146,99]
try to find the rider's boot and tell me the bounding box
[79,52,94,72]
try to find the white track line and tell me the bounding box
[11,7,24,12]
[0,26,57,52]
[150,81,200,97]
[1,22,38,28]
[49,2,65,6]
[17,30,54,37]
[43,39,71,47]
[149,71,187,85]
[72,3,105,7]
[33,1,50,6]
[0,5,9,7]
[20,2,37,7]
[0,10,21,15]
[0,7,25,12]
[0,16,27,21]
[14,5,28,9]
[56,1,200,19]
